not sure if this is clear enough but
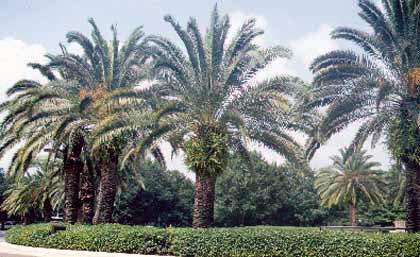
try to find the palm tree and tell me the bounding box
[0,77,90,224]
[1,158,63,223]
[42,19,150,224]
[116,6,308,228]
[305,0,420,232]
[315,149,385,226]
[0,18,149,224]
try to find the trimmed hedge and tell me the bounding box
[6,224,168,255]
[6,224,420,257]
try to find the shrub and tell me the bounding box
[6,224,168,255]
[6,224,420,257]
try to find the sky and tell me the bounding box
[0,0,392,176]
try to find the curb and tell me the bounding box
[0,242,175,257]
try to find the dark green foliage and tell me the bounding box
[0,169,8,227]
[7,224,420,257]
[358,204,406,227]
[114,160,194,227]
[215,153,327,227]
[6,224,168,255]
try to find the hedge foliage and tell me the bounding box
[6,224,420,257]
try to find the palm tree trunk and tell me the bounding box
[42,198,53,222]
[348,202,356,226]
[93,150,118,224]
[63,140,84,224]
[403,157,420,233]
[192,172,216,228]
[80,158,95,224]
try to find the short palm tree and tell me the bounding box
[119,6,308,228]
[306,0,420,232]
[315,149,385,226]
[1,158,63,223]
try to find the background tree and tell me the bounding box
[0,169,8,230]
[315,149,386,226]
[305,0,420,232]
[215,152,327,227]
[114,160,194,226]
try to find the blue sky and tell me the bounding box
[0,0,391,173]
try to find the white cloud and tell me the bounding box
[255,57,298,82]
[228,11,269,46]
[289,24,339,68]
[0,38,48,101]
[66,42,83,55]
[310,122,391,170]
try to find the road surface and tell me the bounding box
[0,230,34,257]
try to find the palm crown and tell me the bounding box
[141,6,307,169]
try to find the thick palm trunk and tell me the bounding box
[348,202,356,226]
[402,157,420,233]
[63,140,84,224]
[42,198,53,222]
[93,150,118,224]
[192,172,216,228]
[80,158,95,224]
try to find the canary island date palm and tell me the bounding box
[131,6,309,228]
[306,0,420,232]
[0,77,92,224]
[42,18,150,224]
[315,149,385,226]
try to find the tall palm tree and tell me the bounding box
[305,0,420,232]
[0,18,149,224]
[315,149,385,226]
[43,18,150,224]
[114,6,308,228]
[0,77,90,224]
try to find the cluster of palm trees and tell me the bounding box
[2,0,420,232]
[0,6,307,228]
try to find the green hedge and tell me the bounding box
[6,224,420,256]
[6,224,168,255]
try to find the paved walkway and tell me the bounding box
[0,229,175,257]
[0,241,175,257]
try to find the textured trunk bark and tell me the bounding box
[63,139,84,224]
[192,172,216,228]
[93,150,118,224]
[349,202,356,226]
[80,158,95,224]
[403,157,420,233]
[42,198,53,222]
